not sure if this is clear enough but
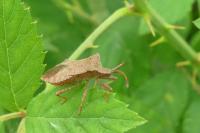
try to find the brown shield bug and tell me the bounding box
[41,53,128,114]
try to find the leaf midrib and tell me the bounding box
[2,0,19,110]
[27,116,143,133]
[26,116,136,121]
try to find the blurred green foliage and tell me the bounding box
[1,0,200,132]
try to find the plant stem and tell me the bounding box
[17,118,26,133]
[134,0,200,64]
[69,6,134,60]
[0,111,26,122]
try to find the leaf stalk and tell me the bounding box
[0,111,26,122]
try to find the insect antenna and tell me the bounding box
[112,63,129,88]
[112,63,125,71]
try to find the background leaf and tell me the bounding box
[25,85,146,133]
[0,108,20,133]
[128,70,191,133]
[193,18,200,29]
[182,94,200,133]
[0,0,45,111]
[5,119,20,133]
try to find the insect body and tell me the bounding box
[41,53,128,114]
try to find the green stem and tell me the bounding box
[0,111,26,122]
[69,6,134,60]
[17,118,26,133]
[134,0,200,64]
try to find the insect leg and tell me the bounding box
[95,76,117,88]
[95,77,115,102]
[95,76,114,92]
[56,88,72,104]
[94,78,99,88]
[101,83,113,92]
[99,76,117,81]
[112,70,129,88]
[108,76,117,80]
[112,63,125,71]
[78,81,89,115]
[100,82,114,102]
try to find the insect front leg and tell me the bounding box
[56,87,73,104]
[101,83,113,92]
[97,76,117,81]
[96,76,116,92]
[101,82,114,102]
[95,78,114,102]
[112,69,129,88]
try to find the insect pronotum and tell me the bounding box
[41,53,129,114]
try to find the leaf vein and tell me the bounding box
[15,72,38,95]
[13,40,39,74]
[8,12,28,48]
[5,0,16,24]
[75,119,88,133]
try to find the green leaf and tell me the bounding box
[26,86,146,133]
[87,0,109,23]
[0,0,45,111]
[128,70,190,133]
[4,118,21,133]
[150,0,194,21]
[193,18,200,29]
[182,94,200,133]
[0,123,4,133]
[150,41,182,74]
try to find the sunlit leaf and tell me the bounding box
[193,18,200,29]
[128,70,190,132]
[0,0,45,111]
[26,86,146,133]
